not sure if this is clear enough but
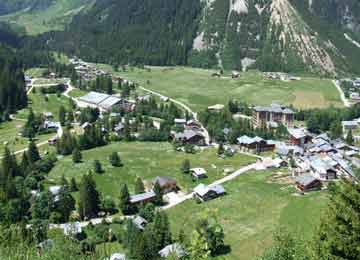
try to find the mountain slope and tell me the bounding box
[13,0,360,75]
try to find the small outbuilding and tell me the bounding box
[194,184,226,201]
[295,176,322,192]
[159,243,187,258]
[190,168,207,179]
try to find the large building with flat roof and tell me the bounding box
[252,103,294,128]
[78,91,134,112]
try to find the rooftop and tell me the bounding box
[79,91,110,105]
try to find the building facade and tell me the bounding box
[252,103,294,128]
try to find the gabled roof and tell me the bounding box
[296,175,319,187]
[194,183,225,197]
[64,222,82,236]
[129,191,156,204]
[159,243,187,258]
[288,128,309,139]
[153,176,177,187]
[132,216,148,230]
[110,253,126,260]
[99,96,122,110]
[79,91,110,105]
[190,168,207,177]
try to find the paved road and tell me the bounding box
[333,80,351,107]
[139,86,211,145]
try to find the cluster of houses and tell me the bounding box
[70,57,109,82]
[171,119,206,146]
[264,72,301,81]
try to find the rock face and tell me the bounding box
[191,0,360,75]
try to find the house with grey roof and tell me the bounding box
[295,175,322,192]
[309,157,337,180]
[194,183,226,201]
[172,130,205,146]
[237,135,276,153]
[129,191,156,205]
[159,243,187,258]
[288,128,312,147]
[132,216,148,231]
[109,253,126,260]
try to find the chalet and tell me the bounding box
[64,222,82,237]
[237,135,275,153]
[342,120,358,133]
[288,128,312,147]
[353,79,360,87]
[208,104,225,113]
[190,168,207,179]
[129,191,156,205]
[252,103,294,128]
[310,157,337,180]
[194,184,226,201]
[295,176,322,192]
[43,112,53,120]
[114,123,125,134]
[132,216,148,231]
[43,121,60,130]
[160,96,169,102]
[159,243,187,258]
[153,176,178,193]
[231,71,240,79]
[172,130,205,146]
[185,120,202,130]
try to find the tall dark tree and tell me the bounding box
[72,148,82,163]
[134,177,145,194]
[109,152,122,167]
[56,186,76,222]
[181,159,190,174]
[78,173,101,219]
[153,181,163,206]
[119,183,132,215]
[59,105,66,126]
[27,140,41,164]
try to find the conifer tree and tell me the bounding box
[70,177,78,192]
[153,181,163,206]
[119,183,132,214]
[78,173,101,219]
[134,177,145,194]
[59,105,66,126]
[94,160,103,174]
[346,130,354,145]
[181,159,190,174]
[56,186,76,222]
[109,152,122,167]
[314,180,360,259]
[72,148,82,163]
[27,140,41,163]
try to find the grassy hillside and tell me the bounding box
[168,171,328,260]
[96,65,343,111]
[0,0,94,35]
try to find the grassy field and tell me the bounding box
[95,65,343,112]
[16,91,72,120]
[168,171,329,260]
[48,142,257,197]
[0,120,54,155]
[0,0,94,35]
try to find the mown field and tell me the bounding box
[95,65,343,112]
[48,142,257,197]
[168,171,329,260]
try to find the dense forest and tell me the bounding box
[34,0,202,66]
[0,44,28,120]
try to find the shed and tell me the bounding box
[194,184,226,201]
[129,191,156,205]
[295,176,322,192]
[159,243,187,258]
[190,168,207,179]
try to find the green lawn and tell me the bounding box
[25,68,48,78]
[168,171,329,260]
[95,65,343,112]
[68,89,89,98]
[48,142,257,197]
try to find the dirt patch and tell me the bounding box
[266,171,293,185]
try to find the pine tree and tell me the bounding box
[119,183,132,215]
[181,159,190,174]
[56,186,76,222]
[134,177,145,194]
[217,142,225,156]
[314,180,360,259]
[153,181,163,206]
[72,148,82,163]
[346,130,354,145]
[59,105,66,126]
[78,173,101,219]
[109,152,122,167]
[330,121,343,139]
[27,140,41,163]
[70,177,78,192]
[94,160,103,174]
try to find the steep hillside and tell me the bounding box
[13,0,360,75]
[0,0,94,35]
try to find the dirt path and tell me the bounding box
[333,80,351,107]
